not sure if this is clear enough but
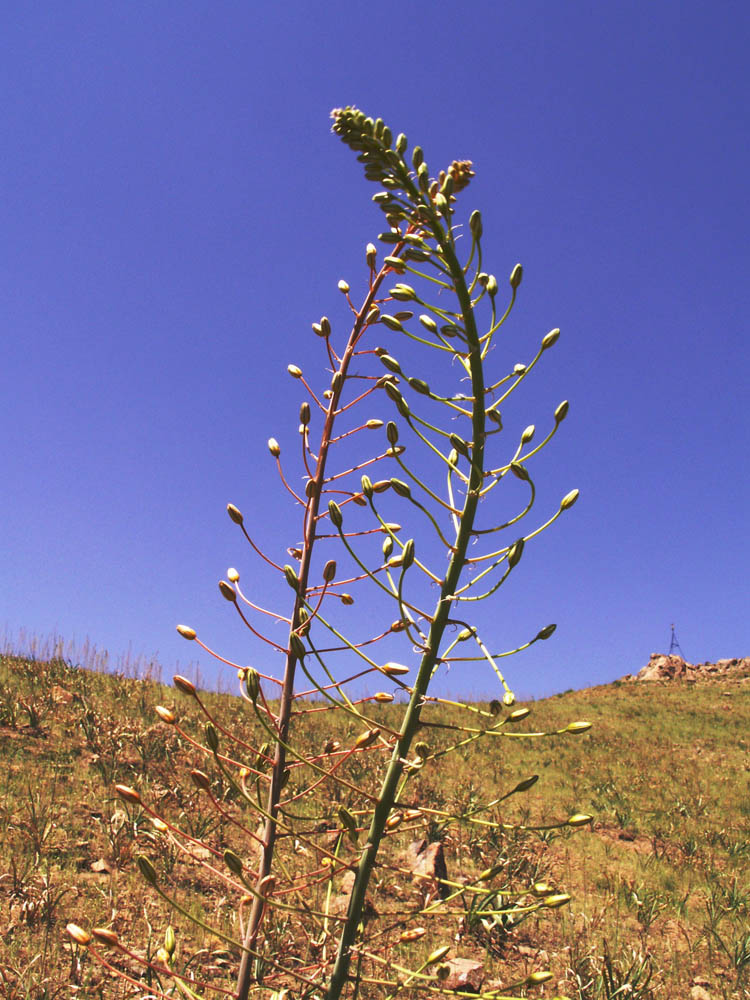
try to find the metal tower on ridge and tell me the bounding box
[668,623,685,659]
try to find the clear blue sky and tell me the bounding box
[2,2,748,699]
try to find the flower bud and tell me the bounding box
[507,707,530,722]
[509,263,523,290]
[287,364,303,378]
[507,538,524,568]
[92,927,119,947]
[560,488,579,510]
[543,893,571,908]
[205,723,219,753]
[164,926,176,957]
[384,255,406,272]
[567,813,593,827]
[289,632,306,659]
[328,500,343,528]
[554,399,570,423]
[224,849,244,875]
[380,662,410,676]
[399,927,426,942]
[284,565,300,591]
[390,478,411,498]
[407,377,430,395]
[379,354,402,373]
[503,691,516,706]
[341,593,354,605]
[374,692,394,703]
[268,438,281,458]
[521,424,535,444]
[531,881,553,897]
[67,923,91,947]
[176,625,196,641]
[402,539,415,569]
[366,243,377,267]
[319,316,331,336]
[426,945,451,965]
[541,328,560,350]
[360,475,374,499]
[227,503,243,524]
[486,274,498,296]
[469,210,483,238]
[338,279,350,293]
[449,433,470,457]
[526,971,553,985]
[510,462,530,482]
[566,720,592,734]
[245,668,260,703]
[378,231,401,244]
[513,774,539,793]
[227,567,240,583]
[115,784,142,805]
[367,305,381,323]
[155,705,176,725]
[137,855,158,885]
[299,401,311,426]
[151,817,168,833]
[190,769,211,791]
[354,728,380,749]
[323,559,337,583]
[514,363,527,375]
[487,409,503,428]
[535,624,557,640]
[173,675,197,696]
[419,314,438,332]
[385,811,403,830]
[219,580,236,602]
[366,418,384,429]
[390,283,416,301]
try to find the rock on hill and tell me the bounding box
[624,653,750,682]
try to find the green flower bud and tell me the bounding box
[507,538,524,568]
[536,624,557,640]
[554,399,570,423]
[323,559,337,582]
[227,504,243,525]
[541,327,560,350]
[289,632,306,659]
[328,500,343,528]
[219,580,236,602]
[384,255,406,272]
[486,274,498,296]
[521,424,535,444]
[567,812,593,826]
[382,535,393,558]
[526,971,553,985]
[566,720,592,734]
[543,893,571,908]
[386,421,399,445]
[395,133,407,154]
[367,304,381,323]
[510,462,530,481]
[373,479,391,492]
[425,945,450,966]
[299,401,311,426]
[419,314,438,332]
[378,231,402,244]
[245,668,260,703]
[137,855,158,885]
[503,690,516,706]
[176,624,196,640]
[205,724,219,753]
[509,263,523,290]
[361,475,374,498]
[366,243,377,267]
[507,707,531,722]
[390,478,411,498]
[560,489,579,510]
[449,433,470,457]
[487,409,503,429]
[402,539,415,569]
[513,774,539,793]
[469,210,483,238]
[407,377,430,395]
[379,354,402,373]
[366,418,384,429]
[164,926,176,957]
[268,437,281,458]
[223,849,244,876]
[412,146,424,169]
[284,565,300,591]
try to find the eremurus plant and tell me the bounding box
[69,108,591,1000]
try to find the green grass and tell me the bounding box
[0,649,748,998]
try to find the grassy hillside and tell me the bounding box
[1,650,748,999]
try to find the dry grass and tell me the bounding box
[0,648,748,999]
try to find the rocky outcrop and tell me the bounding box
[623,653,750,683]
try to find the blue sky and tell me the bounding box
[2,2,748,699]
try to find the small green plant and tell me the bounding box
[70,108,591,999]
